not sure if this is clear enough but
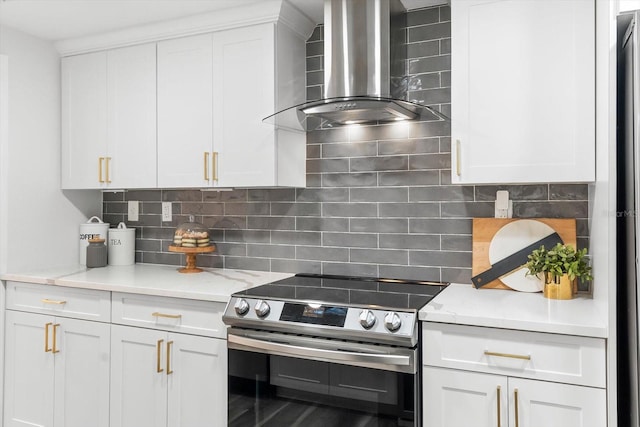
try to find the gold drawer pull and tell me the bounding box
[204,152,210,181]
[157,339,164,373]
[44,322,52,352]
[41,299,67,305]
[484,350,531,361]
[496,385,501,427]
[152,312,182,319]
[456,140,461,176]
[212,151,218,182]
[166,340,174,375]
[105,157,112,183]
[52,324,60,354]
[98,157,104,183]
[514,388,520,427]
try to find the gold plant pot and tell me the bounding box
[543,274,575,300]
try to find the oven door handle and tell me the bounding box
[227,332,416,374]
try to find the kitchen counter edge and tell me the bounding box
[420,283,608,339]
[1,264,294,303]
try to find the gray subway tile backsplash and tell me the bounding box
[408,22,451,42]
[378,137,440,155]
[407,41,440,60]
[103,5,590,284]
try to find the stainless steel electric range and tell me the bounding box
[222,274,447,427]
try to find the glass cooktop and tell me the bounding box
[234,274,448,312]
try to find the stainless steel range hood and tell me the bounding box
[265,0,448,131]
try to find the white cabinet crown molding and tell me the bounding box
[55,0,315,57]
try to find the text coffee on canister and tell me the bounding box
[79,216,109,265]
[108,222,135,265]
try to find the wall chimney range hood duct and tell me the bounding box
[264,0,448,131]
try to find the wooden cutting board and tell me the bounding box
[472,218,577,290]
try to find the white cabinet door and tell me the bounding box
[157,34,214,188]
[423,366,607,427]
[111,325,228,427]
[423,366,507,427]
[61,51,107,189]
[106,43,157,189]
[212,24,276,187]
[110,325,167,427]
[4,311,55,427]
[62,44,156,189]
[509,378,606,427]
[53,318,110,427]
[167,334,227,427]
[4,311,110,427]
[451,0,595,184]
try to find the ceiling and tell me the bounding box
[0,0,446,42]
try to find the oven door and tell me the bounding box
[227,327,419,427]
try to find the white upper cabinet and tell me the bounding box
[212,24,278,188]
[61,43,157,189]
[157,34,214,188]
[451,0,595,184]
[106,44,157,189]
[157,23,306,188]
[61,2,311,190]
[61,51,107,189]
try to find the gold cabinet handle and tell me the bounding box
[152,312,182,320]
[456,140,461,176]
[98,157,104,183]
[52,324,60,354]
[484,350,531,361]
[496,385,501,427]
[166,340,174,375]
[41,299,67,305]
[105,157,112,183]
[212,151,218,182]
[204,152,210,181]
[514,388,519,427]
[156,339,164,373]
[44,322,52,352]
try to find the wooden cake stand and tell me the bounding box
[168,245,216,273]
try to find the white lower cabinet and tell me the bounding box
[424,367,606,427]
[422,323,607,427]
[110,292,228,427]
[4,310,110,427]
[423,367,507,427]
[110,325,227,427]
[3,282,230,427]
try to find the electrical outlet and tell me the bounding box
[162,202,172,222]
[128,200,139,222]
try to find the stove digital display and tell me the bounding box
[280,303,347,327]
[303,305,325,318]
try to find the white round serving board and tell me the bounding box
[488,219,553,292]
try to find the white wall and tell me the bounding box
[0,26,101,272]
[620,0,640,12]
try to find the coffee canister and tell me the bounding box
[79,216,109,265]
[108,222,135,266]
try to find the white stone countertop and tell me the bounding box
[420,283,608,338]
[1,264,294,303]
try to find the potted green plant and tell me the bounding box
[525,243,593,299]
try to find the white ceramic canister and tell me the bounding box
[79,216,110,265]
[108,222,135,266]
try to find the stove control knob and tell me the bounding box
[359,310,377,329]
[234,299,250,316]
[384,312,402,332]
[254,300,271,318]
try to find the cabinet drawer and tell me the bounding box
[5,281,110,322]
[422,323,605,388]
[112,292,226,338]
